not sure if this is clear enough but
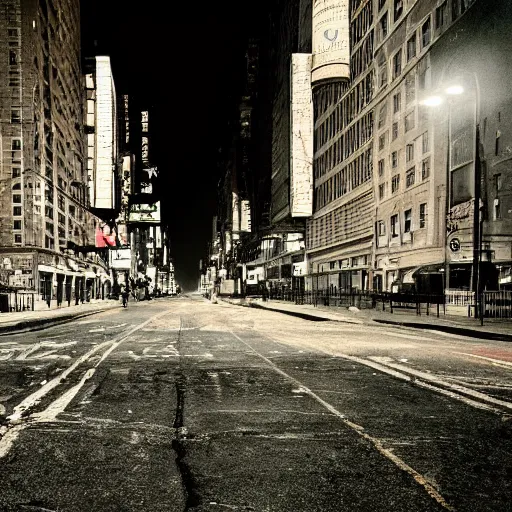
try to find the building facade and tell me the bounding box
[0,0,111,312]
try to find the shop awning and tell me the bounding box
[412,264,445,277]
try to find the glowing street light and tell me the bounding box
[420,95,444,107]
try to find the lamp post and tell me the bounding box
[421,71,482,320]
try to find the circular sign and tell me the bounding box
[449,238,461,252]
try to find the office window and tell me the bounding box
[393,93,401,113]
[406,167,415,187]
[12,194,21,203]
[394,0,403,21]
[12,182,21,190]
[379,183,386,199]
[405,74,416,104]
[378,159,385,176]
[378,0,386,10]
[422,131,430,153]
[379,13,388,41]
[421,17,431,48]
[422,157,431,179]
[12,167,21,178]
[405,111,415,132]
[9,50,18,65]
[494,173,502,194]
[13,220,22,230]
[14,234,22,244]
[392,49,402,79]
[378,103,387,128]
[392,151,398,168]
[379,64,388,88]
[392,122,399,140]
[407,35,416,61]
[436,1,447,28]
[406,143,414,162]
[8,28,19,38]
[404,209,412,233]
[378,220,386,236]
[419,203,427,228]
[11,108,21,123]
[379,132,388,150]
[11,139,21,150]
[494,198,501,220]
[392,174,400,193]
[391,214,399,237]
[13,206,22,216]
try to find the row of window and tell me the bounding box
[377,203,428,239]
[315,149,373,210]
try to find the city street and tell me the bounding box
[0,295,511,511]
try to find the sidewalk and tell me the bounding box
[222,297,512,342]
[0,299,121,335]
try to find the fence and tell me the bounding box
[483,291,512,319]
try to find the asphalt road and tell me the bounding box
[0,294,511,511]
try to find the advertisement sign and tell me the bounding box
[128,202,161,223]
[312,0,350,83]
[290,54,314,217]
[109,248,132,270]
[240,199,251,232]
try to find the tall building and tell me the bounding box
[0,0,111,311]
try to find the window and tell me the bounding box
[12,194,21,203]
[9,50,18,65]
[379,64,388,88]
[393,92,401,113]
[378,159,385,176]
[12,167,21,178]
[7,29,19,38]
[14,234,22,244]
[378,0,386,10]
[378,103,387,128]
[405,74,416,104]
[11,108,21,123]
[405,111,415,132]
[379,132,388,151]
[419,203,427,228]
[391,214,399,237]
[13,206,22,216]
[379,183,386,199]
[12,182,21,190]
[496,130,501,156]
[394,0,403,21]
[392,174,400,192]
[392,49,402,79]
[13,220,22,230]
[378,220,386,236]
[421,17,431,48]
[452,0,459,21]
[11,139,21,150]
[494,198,501,220]
[402,210,411,234]
[406,167,415,187]
[422,157,431,179]
[392,151,398,168]
[422,131,430,153]
[407,35,416,61]
[406,143,414,162]
[379,13,388,41]
[494,173,502,194]
[392,122,399,140]
[436,1,447,28]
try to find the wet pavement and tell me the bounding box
[0,294,511,511]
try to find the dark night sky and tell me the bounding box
[80,2,255,291]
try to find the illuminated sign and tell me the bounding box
[109,248,132,270]
[312,0,350,82]
[290,54,313,217]
[128,202,161,223]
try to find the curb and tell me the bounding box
[371,318,512,342]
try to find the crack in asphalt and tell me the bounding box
[172,315,201,511]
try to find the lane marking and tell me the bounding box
[230,330,456,511]
[455,352,512,368]
[0,308,171,458]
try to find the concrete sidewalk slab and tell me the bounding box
[222,297,512,342]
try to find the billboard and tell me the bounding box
[128,202,161,223]
[312,0,350,83]
[240,199,251,232]
[109,248,132,270]
[290,54,314,217]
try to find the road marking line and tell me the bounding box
[230,330,456,512]
[455,352,512,368]
[0,308,171,458]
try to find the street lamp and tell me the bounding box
[421,71,483,320]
